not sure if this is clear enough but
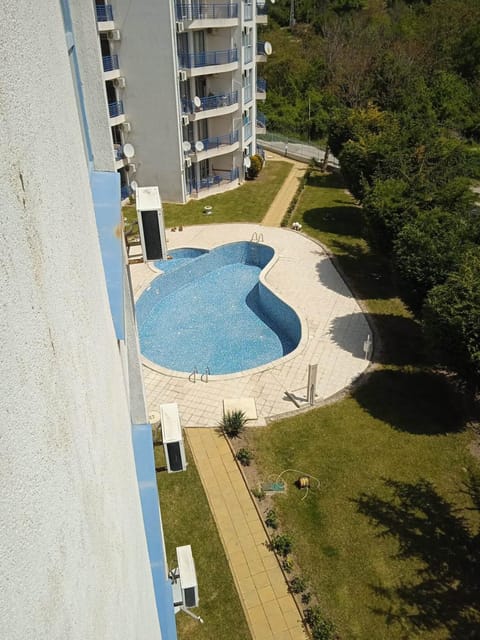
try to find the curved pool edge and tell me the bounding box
[137,242,310,380]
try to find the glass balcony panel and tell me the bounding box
[244,121,253,140]
[197,130,239,151]
[188,167,239,193]
[108,100,124,118]
[102,54,119,72]
[256,111,266,128]
[96,4,114,21]
[257,77,267,93]
[244,3,253,20]
[244,45,253,64]
[178,48,238,68]
[176,2,239,20]
[244,85,253,104]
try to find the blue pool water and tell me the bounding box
[137,241,301,375]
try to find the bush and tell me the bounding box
[236,448,253,466]
[301,592,312,605]
[247,154,264,179]
[251,485,266,501]
[265,508,279,529]
[269,533,293,557]
[220,410,247,438]
[290,576,307,594]
[304,606,338,640]
[282,557,294,573]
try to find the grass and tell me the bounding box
[155,439,252,640]
[123,160,291,229]
[243,169,480,639]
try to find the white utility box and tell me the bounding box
[160,403,187,472]
[136,186,167,261]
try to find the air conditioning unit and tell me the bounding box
[181,114,189,126]
[176,21,185,33]
[185,157,192,168]
[136,186,167,261]
[178,69,187,82]
[108,29,121,41]
[126,163,136,173]
[113,76,126,89]
[160,403,187,473]
[122,121,131,133]
[171,545,199,609]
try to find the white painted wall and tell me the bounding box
[112,0,187,202]
[0,3,161,639]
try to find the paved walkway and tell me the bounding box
[261,154,306,227]
[187,428,308,640]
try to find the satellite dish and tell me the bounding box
[195,141,204,152]
[193,96,202,108]
[123,143,135,159]
[271,0,276,4]
[182,140,192,153]
[130,180,138,192]
[244,156,251,169]
[264,41,272,56]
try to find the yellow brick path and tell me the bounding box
[261,154,307,227]
[186,428,308,640]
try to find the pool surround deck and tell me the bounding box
[131,223,372,427]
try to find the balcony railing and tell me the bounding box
[182,90,238,114]
[113,145,123,161]
[257,41,266,55]
[244,45,253,64]
[257,77,267,93]
[196,130,239,151]
[256,111,267,128]
[244,85,253,104]
[176,2,239,20]
[189,168,239,193]
[244,121,253,140]
[256,2,268,15]
[178,48,238,68]
[108,100,124,118]
[96,4,114,21]
[102,54,119,72]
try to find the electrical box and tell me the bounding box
[136,186,167,261]
[160,403,187,473]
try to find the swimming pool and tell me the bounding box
[137,241,301,375]
[155,248,208,274]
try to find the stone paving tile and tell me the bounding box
[186,429,308,640]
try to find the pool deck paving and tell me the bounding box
[186,427,308,640]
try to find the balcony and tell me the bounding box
[189,168,239,195]
[256,77,266,100]
[108,100,124,119]
[256,1,268,23]
[182,90,239,119]
[244,3,253,20]
[121,184,132,200]
[256,111,267,133]
[176,2,239,20]
[96,4,114,21]
[199,130,239,151]
[103,54,119,73]
[179,48,238,69]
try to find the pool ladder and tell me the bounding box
[189,366,210,383]
[251,232,264,243]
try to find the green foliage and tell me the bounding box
[265,508,279,529]
[281,557,294,573]
[251,485,266,501]
[236,448,253,466]
[247,154,263,179]
[423,247,480,389]
[304,607,337,640]
[290,575,308,594]
[220,410,247,438]
[269,533,293,557]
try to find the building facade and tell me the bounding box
[94,0,270,202]
[0,1,176,638]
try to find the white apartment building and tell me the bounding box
[94,0,270,202]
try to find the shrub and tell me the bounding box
[269,533,293,557]
[247,154,264,179]
[290,576,307,594]
[301,592,312,605]
[220,410,247,438]
[251,485,266,501]
[282,557,294,573]
[236,448,253,466]
[304,607,338,640]
[265,509,279,529]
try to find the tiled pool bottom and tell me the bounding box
[132,224,373,427]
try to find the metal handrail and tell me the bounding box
[108,100,124,118]
[189,366,198,383]
[178,48,238,69]
[201,367,210,383]
[96,4,114,21]
[176,2,239,20]
[102,54,119,73]
[182,90,238,114]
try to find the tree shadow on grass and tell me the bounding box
[354,476,480,639]
[352,369,466,435]
[329,313,425,367]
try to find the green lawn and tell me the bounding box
[123,160,291,229]
[155,441,252,640]
[244,170,480,639]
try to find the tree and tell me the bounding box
[423,247,480,390]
